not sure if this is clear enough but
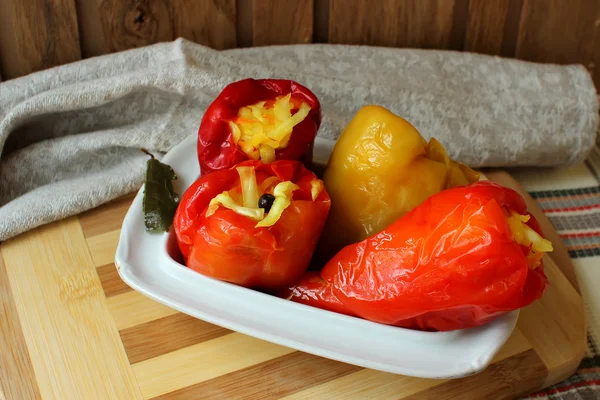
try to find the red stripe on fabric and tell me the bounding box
[562,232,600,238]
[576,367,600,374]
[536,193,598,202]
[544,204,600,213]
[566,244,600,251]
[529,380,600,397]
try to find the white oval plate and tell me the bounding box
[115,133,518,380]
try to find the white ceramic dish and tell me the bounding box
[115,133,518,379]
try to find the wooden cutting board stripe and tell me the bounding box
[280,330,534,400]
[152,351,363,400]
[87,230,122,267]
[149,329,536,400]
[514,257,585,388]
[0,171,586,399]
[0,254,41,400]
[97,263,133,297]
[120,314,232,364]
[133,333,299,398]
[78,193,136,238]
[1,218,143,399]
[107,291,180,330]
[410,350,547,400]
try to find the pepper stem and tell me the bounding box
[140,148,155,159]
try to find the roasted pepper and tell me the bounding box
[197,78,322,174]
[173,160,330,290]
[318,105,479,259]
[284,181,552,332]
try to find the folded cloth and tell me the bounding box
[0,38,598,241]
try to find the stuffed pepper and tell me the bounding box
[318,105,479,260]
[285,181,552,331]
[173,159,330,290]
[197,78,321,174]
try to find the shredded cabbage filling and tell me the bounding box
[205,166,323,228]
[507,212,553,268]
[229,94,311,163]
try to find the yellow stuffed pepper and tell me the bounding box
[318,105,480,259]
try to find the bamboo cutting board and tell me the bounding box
[0,171,586,400]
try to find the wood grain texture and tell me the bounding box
[171,0,236,49]
[416,349,547,400]
[252,0,313,45]
[448,0,470,51]
[499,0,525,58]
[79,193,136,238]
[313,0,330,43]
[328,0,457,48]
[107,290,179,330]
[284,368,445,400]
[132,333,296,398]
[3,0,600,88]
[87,230,122,267]
[465,0,510,55]
[153,351,362,400]
[77,0,174,58]
[0,0,81,79]
[516,0,600,68]
[74,0,108,58]
[121,313,231,363]
[76,0,238,57]
[591,3,600,86]
[98,0,173,51]
[491,327,534,362]
[517,255,586,388]
[0,253,41,400]
[97,263,134,297]
[235,0,254,47]
[0,217,143,399]
[281,328,532,400]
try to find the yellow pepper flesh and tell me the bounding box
[319,105,480,258]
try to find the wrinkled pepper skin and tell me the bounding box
[174,160,330,291]
[285,181,550,332]
[318,105,479,259]
[197,78,321,174]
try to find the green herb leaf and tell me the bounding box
[142,150,179,233]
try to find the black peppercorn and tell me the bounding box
[258,194,276,213]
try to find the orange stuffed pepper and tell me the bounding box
[174,160,330,290]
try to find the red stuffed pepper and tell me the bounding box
[173,159,330,290]
[197,78,321,174]
[284,181,552,331]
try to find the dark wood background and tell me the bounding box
[1,0,599,86]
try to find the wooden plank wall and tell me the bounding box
[1,0,599,86]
